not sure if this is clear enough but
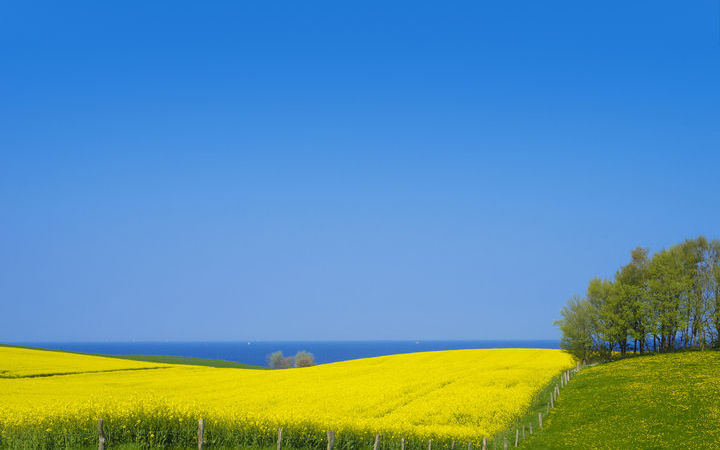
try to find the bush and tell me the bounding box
[267,351,294,369]
[294,351,315,368]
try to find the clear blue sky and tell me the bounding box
[1,1,719,342]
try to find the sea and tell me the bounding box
[17,340,559,367]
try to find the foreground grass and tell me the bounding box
[521,351,720,449]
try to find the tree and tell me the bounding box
[559,237,720,359]
[554,294,595,361]
[586,277,613,357]
[267,351,294,369]
[709,240,720,346]
[647,248,684,351]
[294,351,315,368]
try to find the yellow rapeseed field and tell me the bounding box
[0,346,167,378]
[0,346,573,448]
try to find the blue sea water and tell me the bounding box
[16,340,559,367]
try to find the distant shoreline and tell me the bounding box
[5,340,559,367]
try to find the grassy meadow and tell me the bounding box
[0,346,573,449]
[521,351,720,449]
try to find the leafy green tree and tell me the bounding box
[615,247,650,353]
[710,240,720,346]
[554,294,595,361]
[647,247,685,351]
[586,277,614,357]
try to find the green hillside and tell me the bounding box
[522,351,720,449]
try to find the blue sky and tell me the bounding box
[1,1,719,341]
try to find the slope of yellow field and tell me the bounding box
[0,346,168,378]
[0,346,573,447]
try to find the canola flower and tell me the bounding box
[0,346,167,378]
[0,346,573,448]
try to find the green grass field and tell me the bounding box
[521,351,720,449]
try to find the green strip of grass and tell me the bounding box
[105,354,267,369]
[0,343,266,370]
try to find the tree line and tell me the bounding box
[555,236,720,361]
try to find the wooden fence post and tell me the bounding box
[522,424,525,440]
[327,431,335,450]
[277,428,283,450]
[401,437,405,450]
[98,419,105,450]
[468,440,472,450]
[550,394,554,409]
[428,439,432,450]
[197,419,205,450]
[503,437,508,450]
[529,423,533,435]
[451,440,455,450]
[514,429,518,447]
[482,436,487,450]
[374,434,380,450]
[538,412,543,429]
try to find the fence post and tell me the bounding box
[514,429,518,447]
[529,423,533,435]
[451,440,455,450]
[503,437,508,450]
[468,440,472,450]
[277,428,283,450]
[327,431,335,450]
[522,424,525,440]
[539,411,543,429]
[197,419,205,450]
[374,434,380,450]
[482,436,487,450]
[429,439,432,450]
[98,419,105,450]
[401,437,405,450]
